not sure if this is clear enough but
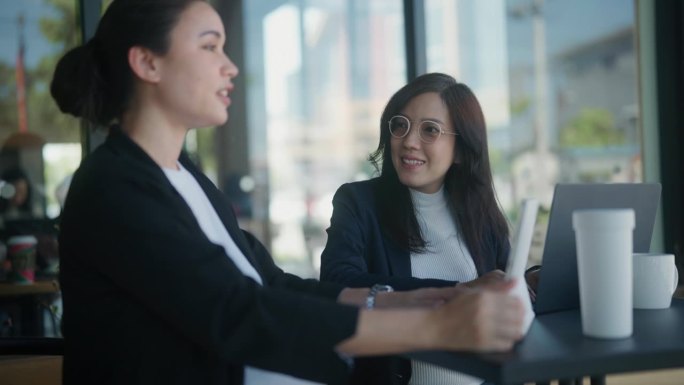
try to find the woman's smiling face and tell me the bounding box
[390,92,456,194]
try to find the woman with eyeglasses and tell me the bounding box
[321,73,513,385]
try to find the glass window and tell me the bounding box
[425,0,640,264]
[0,0,81,217]
[239,0,406,276]
[0,0,82,337]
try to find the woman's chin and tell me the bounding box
[219,111,230,125]
[193,113,228,128]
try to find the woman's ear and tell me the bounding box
[128,46,161,83]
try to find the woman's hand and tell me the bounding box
[338,286,467,308]
[336,279,524,356]
[460,269,507,289]
[431,279,524,351]
[525,268,541,302]
[376,286,466,308]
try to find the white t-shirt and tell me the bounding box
[163,163,320,385]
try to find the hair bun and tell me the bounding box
[50,44,94,118]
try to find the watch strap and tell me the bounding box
[366,284,394,309]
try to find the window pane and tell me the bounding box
[244,0,406,276]
[0,0,82,337]
[425,0,640,264]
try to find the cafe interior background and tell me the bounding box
[0,0,681,344]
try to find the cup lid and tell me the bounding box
[634,252,674,258]
[572,208,635,230]
[7,235,38,245]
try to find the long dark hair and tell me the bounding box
[50,0,201,126]
[369,73,508,269]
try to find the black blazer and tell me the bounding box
[59,128,358,385]
[320,179,509,385]
[321,179,509,290]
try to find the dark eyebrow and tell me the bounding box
[199,30,222,38]
[400,113,445,124]
[423,118,445,124]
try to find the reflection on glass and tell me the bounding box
[0,0,81,337]
[425,0,640,264]
[43,143,80,218]
[245,0,405,276]
[0,0,81,218]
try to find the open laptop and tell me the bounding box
[533,183,661,315]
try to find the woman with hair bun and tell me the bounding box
[52,1,524,384]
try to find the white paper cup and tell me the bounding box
[573,209,634,339]
[633,253,679,309]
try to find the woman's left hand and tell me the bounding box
[378,286,466,308]
[460,269,507,290]
[525,269,540,302]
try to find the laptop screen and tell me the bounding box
[534,183,661,314]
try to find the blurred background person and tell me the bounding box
[0,167,34,220]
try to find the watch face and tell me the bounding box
[372,284,393,293]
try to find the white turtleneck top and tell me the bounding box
[408,185,481,385]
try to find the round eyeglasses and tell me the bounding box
[388,115,457,144]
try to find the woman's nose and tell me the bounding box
[222,54,239,78]
[402,127,421,148]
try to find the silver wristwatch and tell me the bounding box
[366,284,394,309]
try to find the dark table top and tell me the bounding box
[409,298,684,384]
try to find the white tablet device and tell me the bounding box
[505,198,539,335]
[506,198,539,279]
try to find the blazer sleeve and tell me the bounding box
[62,168,358,383]
[320,183,457,290]
[241,230,346,299]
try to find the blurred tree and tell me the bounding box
[0,62,18,137]
[510,96,530,117]
[559,108,625,147]
[0,0,81,147]
[28,0,81,143]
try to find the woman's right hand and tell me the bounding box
[336,279,524,356]
[431,279,524,351]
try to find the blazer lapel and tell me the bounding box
[383,238,412,278]
[109,130,266,278]
[365,180,413,278]
[179,155,266,278]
